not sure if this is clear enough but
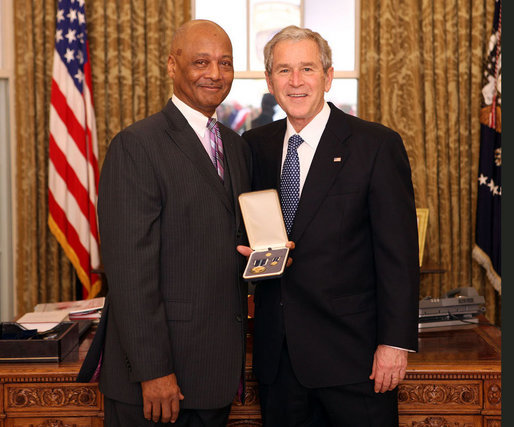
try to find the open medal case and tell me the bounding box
[239,189,289,281]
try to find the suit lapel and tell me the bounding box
[291,107,352,243]
[219,125,243,227]
[272,124,287,187]
[161,100,234,214]
[263,120,287,189]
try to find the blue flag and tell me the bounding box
[473,0,501,293]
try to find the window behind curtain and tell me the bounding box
[194,0,359,134]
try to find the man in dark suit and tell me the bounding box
[78,20,251,426]
[240,26,419,426]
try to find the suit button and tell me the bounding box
[236,314,242,322]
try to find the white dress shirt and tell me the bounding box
[172,95,216,164]
[281,102,331,195]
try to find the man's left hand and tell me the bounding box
[369,345,408,393]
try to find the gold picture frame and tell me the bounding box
[416,208,429,267]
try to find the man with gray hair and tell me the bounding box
[240,25,419,426]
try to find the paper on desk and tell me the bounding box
[17,310,69,332]
[34,297,105,314]
[68,297,104,315]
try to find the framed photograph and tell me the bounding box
[416,208,429,267]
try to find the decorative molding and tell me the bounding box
[486,419,501,427]
[227,420,262,426]
[398,383,480,407]
[232,382,259,407]
[244,383,259,406]
[23,420,93,427]
[404,416,474,427]
[7,386,98,409]
[486,383,501,405]
[404,373,500,381]
[28,420,75,427]
[1,376,77,383]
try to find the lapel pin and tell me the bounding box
[333,157,342,162]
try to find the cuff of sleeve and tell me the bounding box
[383,344,416,353]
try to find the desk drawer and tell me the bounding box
[398,380,482,413]
[484,416,501,427]
[399,414,482,427]
[4,383,101,414]
[5,417,98,427]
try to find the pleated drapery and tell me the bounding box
[14,0,190,315]
[13,0,500,324]
[359,0,499,323]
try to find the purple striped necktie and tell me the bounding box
[207,118,224,180]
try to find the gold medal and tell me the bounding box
[271,261,278,266]
[251,266,266,273]
[266,252,272,257]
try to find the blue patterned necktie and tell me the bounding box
[280,134,304,235]
[207,118,224,180]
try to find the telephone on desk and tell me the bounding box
[418,286,486,329]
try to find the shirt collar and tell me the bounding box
[285,102,331,150]
[172,95,217,138]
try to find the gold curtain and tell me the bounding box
[14,0,190,316]
[359,0,500,324]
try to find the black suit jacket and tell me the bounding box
[78,100,251,409]
[242,103,419,388]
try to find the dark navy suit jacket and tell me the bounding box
[242,103,419,387]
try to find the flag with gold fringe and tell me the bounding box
[473,0,501,293]
[48,0,102,299]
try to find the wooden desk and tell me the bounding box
[398,321,501,426]
[0,330,103,426]
[229,320,502,426]
[0,321,500,426]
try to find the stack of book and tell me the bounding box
[17,297,105,332]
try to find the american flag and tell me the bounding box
[473,0,501,294]
[48,0,101,299]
